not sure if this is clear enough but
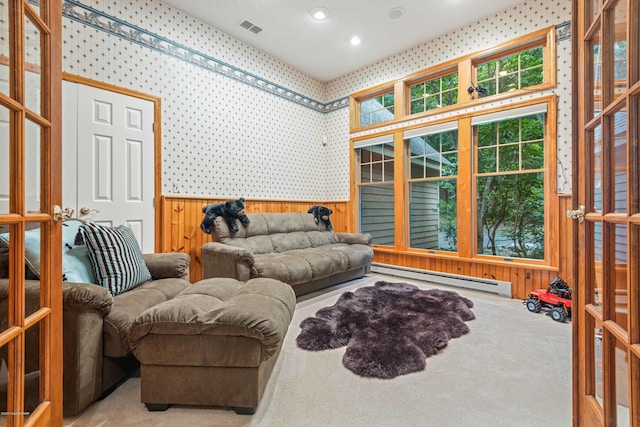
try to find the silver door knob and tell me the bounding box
[79,207,99,215]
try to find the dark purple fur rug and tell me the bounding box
[296,281,475,379]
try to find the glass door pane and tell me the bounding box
[611,0,627,100]
[611,223,628,332]
[591,29,602,116]
[24,12,41,114]
[591,124,603,213]
[25,118,41,213]
[0,104,8,214]
[592,221,604,309]
[0,0,8,98]
[612,108,627,213]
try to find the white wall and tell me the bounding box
[62,0,571,201]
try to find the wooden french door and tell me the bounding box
[572,0,639,425]
[0,1,62,426]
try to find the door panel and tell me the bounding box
[63,83,155,253]
[573,0,639,425]
[0,1,62,425]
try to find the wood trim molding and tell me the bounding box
[61,72,163,251]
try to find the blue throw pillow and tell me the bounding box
[61,220,97,283]
[80,222,151,296]
[0,220,96,283]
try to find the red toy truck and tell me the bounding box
[523,277,572,322]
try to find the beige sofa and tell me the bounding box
[0,252,191,416]
[201,212,373,296]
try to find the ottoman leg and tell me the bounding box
[145,403,169,411]
[233,406,256,415]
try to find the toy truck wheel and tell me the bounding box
[526,298,542,313]
[549,306,568,322]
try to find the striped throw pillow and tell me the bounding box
[80,222,152,296]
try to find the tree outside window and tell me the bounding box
[477,47,544,96]
[475,113,545,259]
[409,72,458,115]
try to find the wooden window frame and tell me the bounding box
[349,26,557,132]
[471,98,558,267]
[405,67,460,116]
[349,83,397,133]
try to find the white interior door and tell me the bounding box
[62,81,155,252]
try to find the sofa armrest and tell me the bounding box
[62,282,113,315]
[142,253,191,282]
[60,282,114,415]
[335,232,372,245]
[201,242,254,281]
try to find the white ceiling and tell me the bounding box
[163,0,528,82]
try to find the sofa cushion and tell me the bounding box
[213,213,323,254]
[81,222,152,296]
[271,231,312,252]
[251,244,368,285]
[129,277,295,367]
[102,277,189,357]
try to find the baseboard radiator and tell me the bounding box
[371,263,512,298]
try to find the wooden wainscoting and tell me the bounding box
[159,194,573,299]
[159,196,351,283]
[371,195,575,300]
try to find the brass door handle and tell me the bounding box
[566,205,585,223]
[53,205,74,223]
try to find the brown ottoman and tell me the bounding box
[128,277,296,415]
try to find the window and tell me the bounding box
[406,125,458,252]
[350,29,557,269]
[356,137,395,246]
[409,71,458,115]
[474,105,547,260]
[350,27,554,131]
[359,91,394,127]
[476,46,544,97]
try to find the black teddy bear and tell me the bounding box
[308,205,333,231]
[200,198,250,234]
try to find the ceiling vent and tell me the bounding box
[239,19,263,34]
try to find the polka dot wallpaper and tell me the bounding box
[62,0,572,200]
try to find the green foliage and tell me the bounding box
[476,173,544,259]
[475,114,545,259]
[477,46,544,96]
[408,72,458,114]
[438,178,457,250]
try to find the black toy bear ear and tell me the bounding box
[225,201,232,208]
[239,197,245,202]
[328,208,333,214]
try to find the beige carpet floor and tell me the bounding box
[63,274,572,427]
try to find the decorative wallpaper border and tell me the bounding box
[62,0,349,113]
[62,0,568,114]
[556,21,571,42]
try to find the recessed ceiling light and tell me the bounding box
[310,6,329,20]
[350,35,362,46]
[388,7,405,19]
